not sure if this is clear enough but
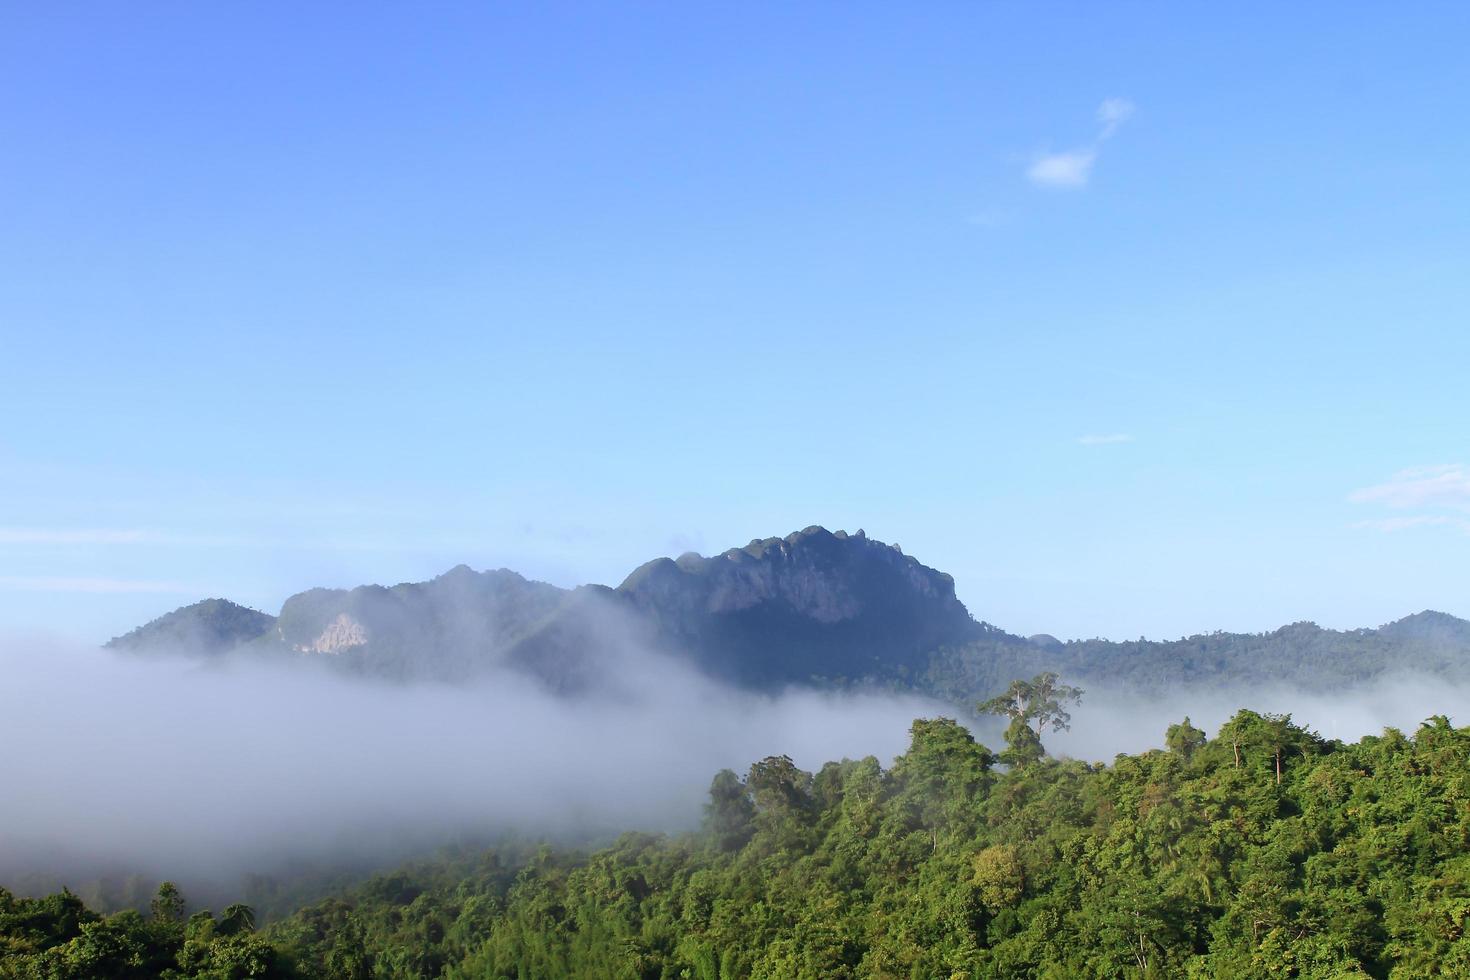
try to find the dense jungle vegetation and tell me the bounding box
[5,703,1470,978]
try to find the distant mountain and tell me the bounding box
[267,565,569,681]
[615,527,978,686]
[105,598,275,656]
[1376,609,1470,647]
[924,611,1470,703]
[1062,612,1470,691]
[107,527,1470,700]
[108,527,986,690]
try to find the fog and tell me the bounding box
[0,634,946,902]
[5,634,1468,909]
[1042,675,1470,762]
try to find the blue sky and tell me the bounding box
[2,4,1468,642]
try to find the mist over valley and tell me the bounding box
[7,526,1467,917]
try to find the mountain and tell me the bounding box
[256,526,985,689]
[267,565,569,680]
[1377,608,1470,647]
[107,527,986,690]
[1054,612,1470,691]
[107,527,1470,699]
[923,610,1470,702]
[105,598,275,656]
[614,527,979,685]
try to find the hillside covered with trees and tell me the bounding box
[6,701,1469,978]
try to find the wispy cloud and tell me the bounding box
[1350,464,1470,535]
[1027,150,1098,189]
[1027,97,1135,190]
[0,576,196,594]
[1078,433,1135,446]
[1349,464,1470,511]
[1097,97,1136,138]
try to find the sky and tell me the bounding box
[2,4,1468,643]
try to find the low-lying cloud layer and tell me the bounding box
[1043,675,1470,762]
[0,635,946,899]
[4,633,1466,907]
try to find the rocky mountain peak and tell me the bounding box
[615,526,978,685]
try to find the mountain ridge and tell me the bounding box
[106,527,1470,699]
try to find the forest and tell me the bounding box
[5,681,1469,979]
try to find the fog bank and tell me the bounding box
[6,635,1469,907]
[0,635,945,900]
[1041,675,1470,761]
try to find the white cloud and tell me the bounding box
[1349,464,1470,511]
[1026,97,1134,190]
[1350,464,1470,535]
[0,576,195,594]
[1027,150,1098,189]
[1097,98,1136,138]
[1078,433,1135,446]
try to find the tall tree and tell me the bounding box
[1166,717,1207,759]
[978,672,1083,750]
[149,881,185,925]
[218,903,257,936]
[702,769,755,852]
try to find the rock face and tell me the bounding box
[106,598,275,656]
[617,526,979,685]
[296,613,369,654]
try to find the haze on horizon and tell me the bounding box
[3,4,1469,646]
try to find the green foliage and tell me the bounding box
[0,884,278,979]
[150,882,186,927]
[978,671,1082,762]
[259,710,1470,976]
[971,845,1024,910]
[978,672,1083,737]
[9,710,1470,977]
[1165,717,1207,759]
[998,716,1045,768]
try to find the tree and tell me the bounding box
[891,717,994,832]
[746,755,812,817]
[1166,717,1207,759]
[972,844,1025,910]
[218,903,257,936]
[999,716,1045,767]
[1219,710,1258,768]
[978,672,1083,757]
[702,769,755,852]
[149,881,185,925]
